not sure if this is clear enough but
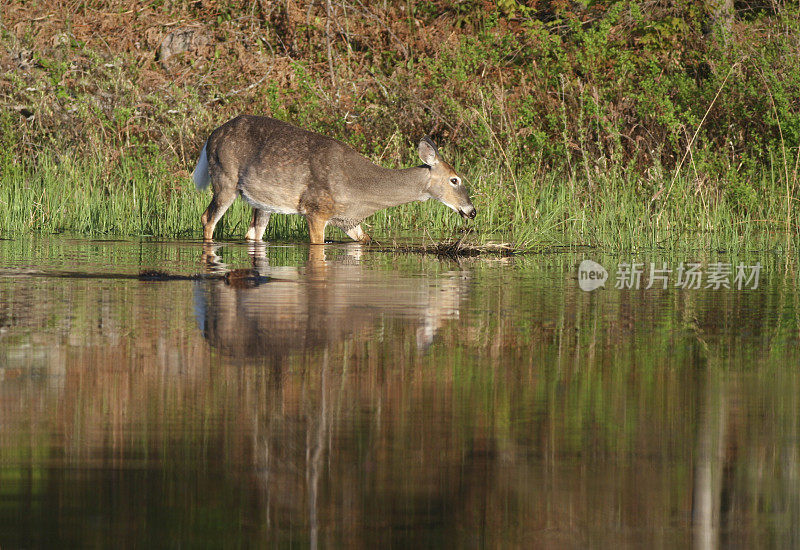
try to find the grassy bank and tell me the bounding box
[1,147,795,253]
[1,1,799,251]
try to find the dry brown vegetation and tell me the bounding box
[3,1,797,171]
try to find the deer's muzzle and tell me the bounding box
[460,205,477,220]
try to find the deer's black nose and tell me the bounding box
[460,205,477,220]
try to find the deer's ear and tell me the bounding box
[418,137,439,166]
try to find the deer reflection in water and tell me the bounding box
[194,243,469,359]
[193,243,469,547]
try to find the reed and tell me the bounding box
[0,147,795,253]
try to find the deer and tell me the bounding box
[192,115,476,244]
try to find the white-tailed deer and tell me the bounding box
[193,115,476,243]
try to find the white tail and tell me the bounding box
[193,141,211,191]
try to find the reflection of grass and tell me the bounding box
[0,240,799,545]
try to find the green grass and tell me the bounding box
[1,146,796,254]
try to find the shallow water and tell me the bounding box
[0,237,799,548]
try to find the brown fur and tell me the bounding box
[196,115,476,244]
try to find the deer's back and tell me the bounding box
[205,115,374,216]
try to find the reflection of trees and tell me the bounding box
[0,252,799,546]
[693,359,725,550]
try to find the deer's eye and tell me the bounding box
[450,177,460,186]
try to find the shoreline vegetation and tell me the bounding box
[1,1,799,253]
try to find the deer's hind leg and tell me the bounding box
[200,167,239,242]
[245,209,271,241]
[200,188,238,241]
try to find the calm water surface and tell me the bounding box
[0,237,798,548]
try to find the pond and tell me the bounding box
[0,237,798,548]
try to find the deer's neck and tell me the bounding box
[367,165,431,208]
